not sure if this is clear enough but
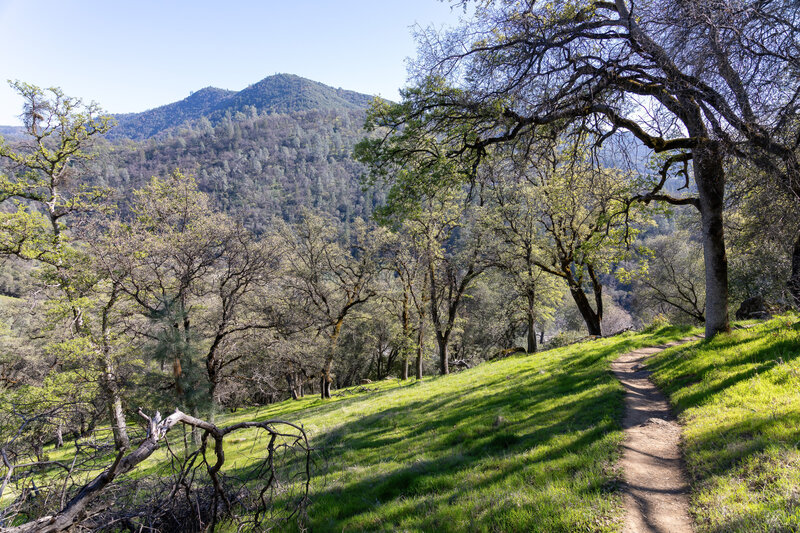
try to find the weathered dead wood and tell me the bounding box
[3,409,310,533]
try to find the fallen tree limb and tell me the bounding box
[3,409,311,533]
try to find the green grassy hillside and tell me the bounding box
[14,319,799,532]
[647,316,800,532]
[215,326,697,532]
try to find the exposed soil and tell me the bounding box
[610,337,703,532]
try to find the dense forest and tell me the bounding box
[1,0,799,530]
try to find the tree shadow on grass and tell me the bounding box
[221,328,698,531]
[648,319,800,532]
[294,413,621,532]
[261,363,624,530]
[652,336,800,412]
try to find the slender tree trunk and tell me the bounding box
[55,424,64,448]
[401,288,410,380]
[588,265,604,332]
[437,333,449,375]
[99,353,129,450]
[108,396,129,450]
[415,319,424,379]
[101,351,129,450]
[695,145,730,337]
[540,329,545,345]
[321,357,334,399]
[789,233,800,308]
[286,374,298,401]
[97,288,129,450]
[321,322,343,399]
[568,284,602,336]
[526,288,537,353]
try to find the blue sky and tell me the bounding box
[0,1,462,125]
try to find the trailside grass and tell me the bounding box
[213,326,697,532]
[2,325,698,531]
[647,316,800,532]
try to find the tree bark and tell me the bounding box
[99,287,130,450]
[108,395,129,450]
[286,374,299,401]
[320,356,334,399]
[789,233,800,308]
[415,319,424,379]
[695,144,730,337]
[400,287,411,380]
[437,333,449,375]
[320,321,343,399]
[526,288,537,353]
[568,284,602,336]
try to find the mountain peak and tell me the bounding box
[109,74,374,140]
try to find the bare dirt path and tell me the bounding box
[610,336,703,533]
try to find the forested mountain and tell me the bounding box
[71,74,383,228]
[91,108,381,230]
[108,73,375,140]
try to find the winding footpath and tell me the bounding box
[610,336,703,533]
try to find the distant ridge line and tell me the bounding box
[107,73,375,140]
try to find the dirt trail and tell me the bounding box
[610,336,703,533]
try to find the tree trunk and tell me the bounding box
[789,233,800,308]
[401,287,410,380]
[568,284,602,336]
[55,424,64,448]
[320,323,342,399]
[437,333,449,375]
[526,289,537,353]
[101,303,129,451]
[321,358,333,399]
[540,329,545,345]
[108,396,129,450]
[286,374,299,401]
[695,145,730,337]
[416,314,425,379]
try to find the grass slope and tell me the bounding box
[215,326,697,532]
[647,316,800,532]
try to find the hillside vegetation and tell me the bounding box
[648,317,800,532]
[8,320,800,531]
[207,326,699,532]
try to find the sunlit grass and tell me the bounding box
[5,325,702,531]
[217,325,697,532]
[647,316,800,532]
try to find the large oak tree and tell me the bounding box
[360,0,800,337]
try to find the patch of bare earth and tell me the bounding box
[610,337,702,533]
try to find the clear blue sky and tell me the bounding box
[0,1,463,125]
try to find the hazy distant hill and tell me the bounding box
[109,74,375,140]
[0,125,24,140]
